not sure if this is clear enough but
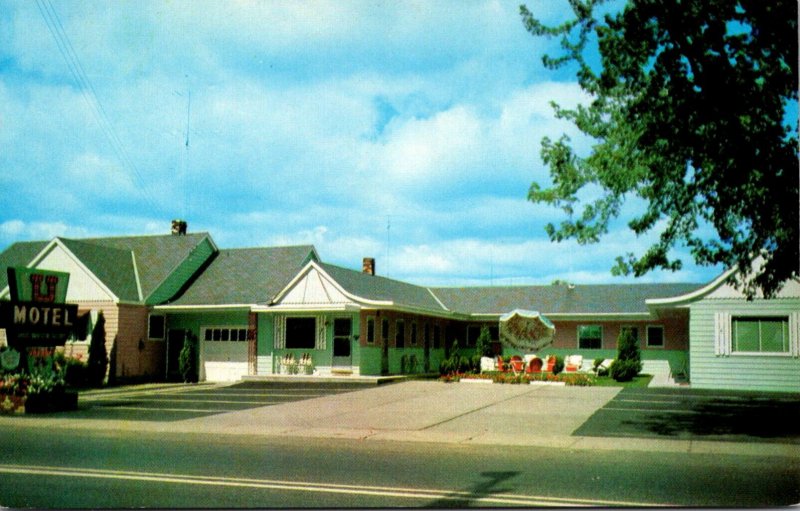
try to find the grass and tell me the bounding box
[591,373,653,388]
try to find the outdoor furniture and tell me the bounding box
[496,356,509,372]
[480,356,496,373]
[544,356,556,372]
[565,355,583,372]
[509,355,525,373]
[526,357,543,373]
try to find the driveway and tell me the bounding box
[573,387,800,444]
[39,381,371,422]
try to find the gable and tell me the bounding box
[277,266,353,306]
[31,243,116,301]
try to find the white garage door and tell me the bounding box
[201,326,249,382]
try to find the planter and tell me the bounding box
[460,378,493,384]
[25,390,79,414]
[529,381,566,387]
[0,395,27,414]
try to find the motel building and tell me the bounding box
[1,224,798,393]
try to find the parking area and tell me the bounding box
[573,387,800,444]
[32,381,373,422]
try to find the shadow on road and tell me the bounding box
[428,470,518,508]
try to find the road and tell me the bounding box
[1,425,798,508]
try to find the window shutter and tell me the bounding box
[315,315,326,350]
[714,312,731,356]
[790,312,800,358]
[274,315,285,349]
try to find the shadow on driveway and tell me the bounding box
[573,387,800,444]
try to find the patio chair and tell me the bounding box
[544,356,556,372]
[526,357,543,373]
[509,355,525,373]
[565,355,583,372]
[496,356,509,372]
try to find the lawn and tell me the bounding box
[591,373,653,388]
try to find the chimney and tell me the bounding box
[171,219,187,235]
[362,257,375,276]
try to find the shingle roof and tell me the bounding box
[319,263,446,312]
[430,283,704,315]
[77,233,212,299]
[0,241,49,292]
[168,245,317,306]
[59,238,140,302]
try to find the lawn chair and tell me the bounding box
[496,356,509,372]
[565,355,583,372]
[544,355,556,372]
[526,357,543,373]
[509,355,525,374]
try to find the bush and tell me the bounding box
[552,355,564,375]
[475,326,494,358]
[613,329,642,382]
[609,359,641,382]
[87,312,108,387]
[178,332,199,383]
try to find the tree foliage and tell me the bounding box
[521,0,798,297]
[87,312,108,387]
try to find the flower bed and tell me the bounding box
[442,371,595,386]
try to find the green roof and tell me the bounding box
[430,283,704,315]
[168,245,317,306]
[59,238,140,302]
[0,241,49,292]
[319,263,446,312]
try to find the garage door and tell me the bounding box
[202,326,249,382]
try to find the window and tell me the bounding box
[621,326,639,341]
[395,319,405,348]
[285,317,316,349]
[578,325,602,349]
[410,322,417,346]
[488,326,499,341]
[366,317,375,344]
[381,318,390,346]
[466,326,481,347]
[202,327,249,342]
[148,314,165,341]
[733,317,789,353]
[647,326,664,348]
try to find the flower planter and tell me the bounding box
[0,395,27,414]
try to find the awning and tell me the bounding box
[498,309,555,351]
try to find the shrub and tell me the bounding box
[475,326,494,358]
[87,312,108,387]
[178,332,199,383]
[613,329,642,382]
[609,359,641,382]
[552,355,564,375]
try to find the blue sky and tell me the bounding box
[0,0,725,286]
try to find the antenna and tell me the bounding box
[385,215,391,277]
[181,78,190,219]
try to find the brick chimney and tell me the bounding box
[171,219,187,235]
[362,257,375,276]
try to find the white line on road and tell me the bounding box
[0,463,673,507]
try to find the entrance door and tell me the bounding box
[332,318,352,367]
[166,329,185,381]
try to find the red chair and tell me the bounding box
[496,356,509,372]
[526,357,543,373]
[544,356,556,372]
[509,355,524,373]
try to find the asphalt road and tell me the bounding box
[574,387,800,443]
[1,425,798,508]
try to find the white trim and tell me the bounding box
[468,312,653,321]
[647,269,735,308]
[427,288,450,312]
[29,238,120,302]
[155,304,254,312]
[130,251,143,302]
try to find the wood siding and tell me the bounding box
[689,298,800,392]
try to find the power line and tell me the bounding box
[35,0,160,213]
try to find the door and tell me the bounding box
[166,329,185,382]
[332,318,352,367]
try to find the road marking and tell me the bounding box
[96,406,231,413]
[0,463,673,507]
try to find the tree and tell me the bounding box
[521,0,798,297]
[87,312,108,387]
[610,329,642,382]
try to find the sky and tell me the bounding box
[0,0,726,287]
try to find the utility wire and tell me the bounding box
[35,0,161,213]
